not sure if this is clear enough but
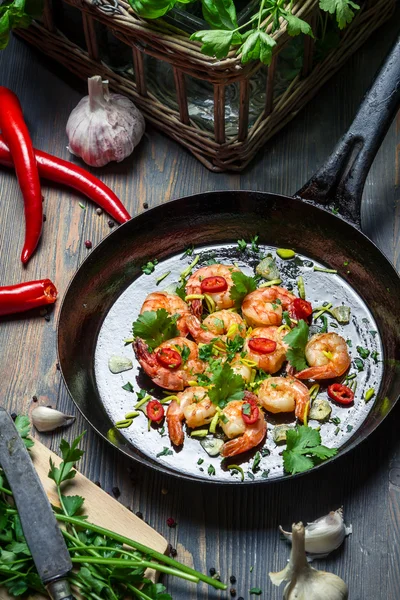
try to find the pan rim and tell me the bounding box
[56,189,400,485]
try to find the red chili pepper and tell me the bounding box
[156,348,182,369]
[0,279,57,317]
[248,338,277,354]
[0,136,131,224]
[327,383,354,405]
[0,88,43,264]
[200,276,228,293]
[146,400,165,422]
[241,395,259,424]
[290,298,313,321]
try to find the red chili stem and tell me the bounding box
[0,136,131,224]
[0,88,43,264]
[0,279,58,316]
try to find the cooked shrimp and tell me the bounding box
[167,386,215,446]
[230,355,252,383]
[186,310,246,344]
[185,264,240,317]
[220,393,267,458]
[243,326,288,374]
[133,338,205,391]
[140,291,190,336]
[258,376,310,422]
[242,286,296,327]
[295,333,351,380]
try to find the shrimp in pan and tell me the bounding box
[243,326,288,374]
[241,286,296,328]
[140,291,191,336]
[185,264,240,318]
[258,376,310,422]
[220,393,267,458]
[295,333,351,380]
[186,310,246,345]
[133,338,204,391]
[167,386,216,446]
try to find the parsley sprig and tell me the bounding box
[133,309,179,349]
[230,271,258,308]
[284,319,309,371]
[283,425,337,474]
[208,362,245,408]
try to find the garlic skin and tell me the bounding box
[280,508,352,559]
[66,76,145,167]
[32,407,75,432]
[270,522,348,600]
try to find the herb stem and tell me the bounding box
[313,266,338,274]
[0,485,12,496]
[55,514,227,590]
[71,557,200,582]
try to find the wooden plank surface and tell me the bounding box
[0,441,167,600]
[0,11,399,600]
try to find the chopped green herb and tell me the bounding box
[182,245,194,258]
[343,261,349,266]
[156,447,173,458]
[230,271,258,308]
[180,344,191,363]
[346,339,353,347]
[79,202,86,210]
[346,424,353,433]
[330,416,341,425]
[250,235,259,252]
[357,346,370,359]
[282,311,292,328]
[199,342,215,362]
[133,309,179,350]
[371,351,379,363]
[261,447,270,457]
[141,259,158,275]
[247,472,255,480]
[208,464,216,476]
[354,358,364,372]
[250,566,254,573]
[331,207,339,215]
[197,458,204,465]
[334,426,340,436]
[237,239,247,251]
[261,470,270,479]
[250,587,262,595]
[122,381,134,392]
[252,451,261,473]
[319,315,328,333]
[329,322,338,328]
[284,320,309,371]
[226,334,245,362]
[156,271,171,286]
[370,330,378,337]
[242,403,251,416]
[282,425,337,475]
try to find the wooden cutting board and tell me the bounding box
[0,440,168,599]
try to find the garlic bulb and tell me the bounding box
[270,522,348,600]
[66,76,145,167]
[280,508,352,559]
[32,407,75,432]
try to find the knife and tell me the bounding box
[0,409,74,600]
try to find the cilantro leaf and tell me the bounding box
[133,309,179,350]
[283,12,314,37]
[319,0,360,29]
[230,271,258,308]
[61,494,84,517]
[241,30,276,65]
[208,363,245,408]
[284,319,309,371]
[201,0,237,30]
[14,415,34,449]
[141,259,158,275]
[190,29,242,60]
[48,433,85,486]
[122,381,134,392]
[283,426,337,475]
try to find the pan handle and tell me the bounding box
[295,35,400,226]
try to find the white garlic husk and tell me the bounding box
[66,76,145,167]
[270,522,348,600]
[279,508,352,559]
[32,407,75,432]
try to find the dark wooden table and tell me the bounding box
[1,15,400,599]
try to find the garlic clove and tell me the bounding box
[32,407,76,432]
[279,508,352,559]
[108,355,133,374]
[66,76,145,168]
[270,522,349,600]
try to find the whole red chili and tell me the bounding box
[327,383,354,405]
[146,400,165,422]
[0,88,43,264]
[248,338,277,354]
[290,298,313,321]
[0,279,57,317]
[0,136,131,224]
[241,394,259,425]
[156,348,182,369]
[200,276,228,293]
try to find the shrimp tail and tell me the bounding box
[167,401,185,446]
[190,298,202,318]
[133,338,157,367]
[295,365,339,380]
[221,418,267,458]
[186,314,214,344]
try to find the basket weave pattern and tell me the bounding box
[17,0,395,171]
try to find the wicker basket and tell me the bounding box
[17,0,395,171]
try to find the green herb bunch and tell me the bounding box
[0,417,226,599]
[129,0,360,65]
[0,0,43,50]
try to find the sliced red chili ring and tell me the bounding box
[156,347,182,369]
[248,338,277,354]
[146,400,165,422]
[200,276,228,293]
[289,298,313,321]
[327,383,354,406]
[242,397,259,424]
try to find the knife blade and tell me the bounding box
[0,409,74,600]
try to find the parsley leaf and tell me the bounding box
[283,12,314,37]
[357,346,370,359]
[61,494,84,516]
[190,29,242,59]
[230,271,258,308]
[284,320,309,371]
[237,238,247,251]
[48,433,85,486]
[156,447,173,458]
[199,341,215,361]
[226,334,245,361]
[208,362,245,408]
[133,309,179,350]
[283,426,337,475]
[141,259,158,275]
[14,415,34,449]
[180,344,190,362]
[319,0,360,29]
[122,381,134,392]
[201,0,238,30]
[241,30,276,65]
